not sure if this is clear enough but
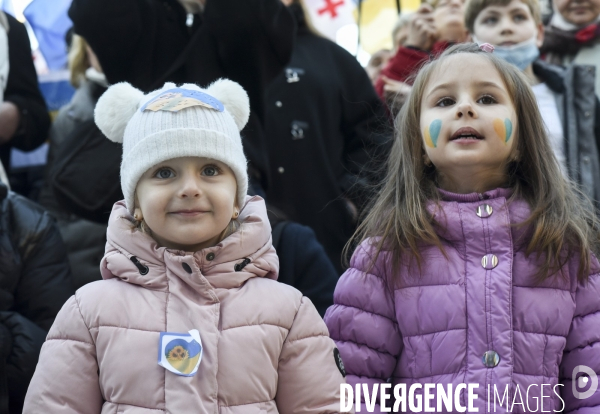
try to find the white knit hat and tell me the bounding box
[94,80,250,213]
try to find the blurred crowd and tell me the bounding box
[0,0,599,411]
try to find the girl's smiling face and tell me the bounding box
[420,53,517,193]
[135,157,238,252]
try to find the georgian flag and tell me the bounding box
[303,0,356,40]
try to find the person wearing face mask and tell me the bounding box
[465,0,600,208]
[540,0,600,95]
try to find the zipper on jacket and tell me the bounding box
[130,256,149,275]
[234,258,251,272]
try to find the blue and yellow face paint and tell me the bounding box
[158,330,203,376]
[493,118,513,143]
[424,119,442,148]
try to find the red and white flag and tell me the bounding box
[303,0,356,40]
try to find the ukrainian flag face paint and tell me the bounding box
[424,119,442,148]
[493,118,513,143]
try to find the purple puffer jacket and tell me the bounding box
[325,188,600,413]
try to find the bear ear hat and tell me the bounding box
[206,79,250,131]
[94,82,145,143]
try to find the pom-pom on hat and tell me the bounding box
[94,79,250,213]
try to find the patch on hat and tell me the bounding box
[334,348,346,377]
[142,88,224,113]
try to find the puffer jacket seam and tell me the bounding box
[286,333,328,344]
[513,285,570,292]
[105,399,165,411]
[353,243,396,298]
[513,371,558,377]
[221,399,273,408]
[513,330,565,338]
[74,292,94,344]
[571,309,600,321]
[277,294,303,363]
[563,338,600,353]
[221,322,289,332]
[332,302,397,324]
[334,339,395,357]
[163,265,170,408]
[394,282,463,290]
[502,198,516,404]
[403,327,464,338]
[457,202,469,407]
[92,325,163,333]
[44,338,94,345]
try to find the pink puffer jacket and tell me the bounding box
[24,196,346,414]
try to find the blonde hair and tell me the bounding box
[348,43,600,283]
[68,35,89,88]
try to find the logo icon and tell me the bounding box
[158,329,203,376]
[573,365,598,400]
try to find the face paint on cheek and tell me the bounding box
[493,118,513,143]
[424,119,442,148]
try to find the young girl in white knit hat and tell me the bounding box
[24,80,347,413]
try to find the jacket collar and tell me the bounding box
[532,59,566,93]
[437,187,514,202]
[101,196,279,291]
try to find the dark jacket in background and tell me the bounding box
[0,183,73,414]
[0,13,50,171]
[68,0,296,191]
[532,59,600,208]
[265,5,391,273]
[39,80,108,289]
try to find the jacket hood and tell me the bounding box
[100,195,279,291]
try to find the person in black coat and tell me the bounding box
[0,12,50,185]
[265,1,391,273]
[0,181,74,414]
[68,0,296,194]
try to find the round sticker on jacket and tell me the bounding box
[334,348,346,377]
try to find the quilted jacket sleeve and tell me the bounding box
[276,296,347,413]
[559,269,600,413]
[23,295,103,414]
[324,241,403,413]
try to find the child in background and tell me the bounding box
[24,80,346,413]
[541,0,600,95]
[325,43,600,412]
[465,0,600,206]
[375,0,468,100]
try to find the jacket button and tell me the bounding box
[206,252,215,261]
[583,156,591,164]
[476,204,493,218]
[482,351,500,367]
[275,101,282,107]
[278,167,285,174]
[182,262,193,274]
[481,254,498,269]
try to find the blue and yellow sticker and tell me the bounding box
[142,88,224,113]
[158,329,203,376]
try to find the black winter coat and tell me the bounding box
[68,0,296,190]
[264,8,391,273]
[0,13,50,170]
[0,183,73,414]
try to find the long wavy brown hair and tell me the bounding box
[348,43,600,283]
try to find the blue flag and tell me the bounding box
[23,0,72,70]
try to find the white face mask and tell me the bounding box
[474,36,540,70]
